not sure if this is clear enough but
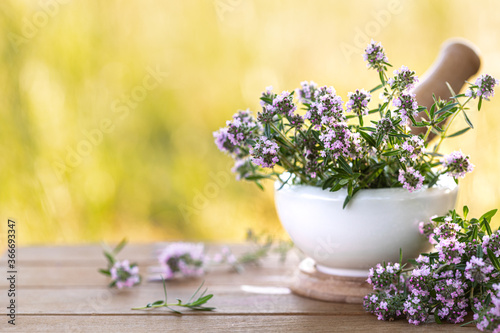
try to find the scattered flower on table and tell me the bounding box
[212,246,237,265]
[98,238,142,289]
[110,260,141,289]
[158,242,206,279]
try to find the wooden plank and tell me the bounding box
[0,264,297,287]
[0,315,478,332]
[0,285,363,315]
[0,243,302,267]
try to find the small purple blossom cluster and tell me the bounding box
[298,132,324,179]
[258,89,300,124]
[365,208,500,328]
[110,260,141,289]
[363,40,389,72]
[396,136,425,161]
[466,74,499,100]
[297,81,318,102]
[319,122,361,160]
[364,262,405,321]
[465,256,494,283]
[346,89,371,116]
[388,65,419,92]
[435,237,466,265]
[367,262,402,290]
[99,239,142,290]
[398,167,424,192]
[483,232,500,257]
[375,117,394,140]
[303,86,345,129]
[158,242,205,279]
[473,285,500,331]
[441,150,474,179]
[392,92,418,125]
[250,136,280,168]
[434,218,461,239]
[213,110,260,157]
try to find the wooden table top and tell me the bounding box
[0,243,479,332]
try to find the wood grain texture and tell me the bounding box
[0,315,478,332]
[0,244,480,332]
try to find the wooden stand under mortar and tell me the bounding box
[290,39,480,303]
[291,258,371,304]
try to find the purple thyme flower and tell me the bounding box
[435,237,466,265]
[273,90,297,117]
[213,110,260,156]
[363,40,389,72]
[313,85,336,100]
[483,231,500,257]
[432,270,468,324]
[465,256,494,283]
[297,81,318,102]
[257,87,279,123]
[395,136,424,161]
[398,167,424,192]
[158,242,205,279]
[473,285,500,331]
[319,122,361,160]
[407,264,434,298]
[415,254,430,264]
[259,86,274,107]
[110,260,140,289]
[363,291,405,321]
[367,262,401,290]
[375,117,394,140]
[441,150,474,179]
[346,89,371,116]
[403,294,429,325]
[392,92,419,125]
[465,74,499,100]
[434,220,461,241]
[388,65,419,92]
[250,136,280,168]
[298,132,324,179]
[303,86,345,128]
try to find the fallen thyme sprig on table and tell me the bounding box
[132,278,215,314]
[99,238,141,289]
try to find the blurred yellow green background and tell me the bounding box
[1,0,500,245]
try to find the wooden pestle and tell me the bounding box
[411,39,481,139]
